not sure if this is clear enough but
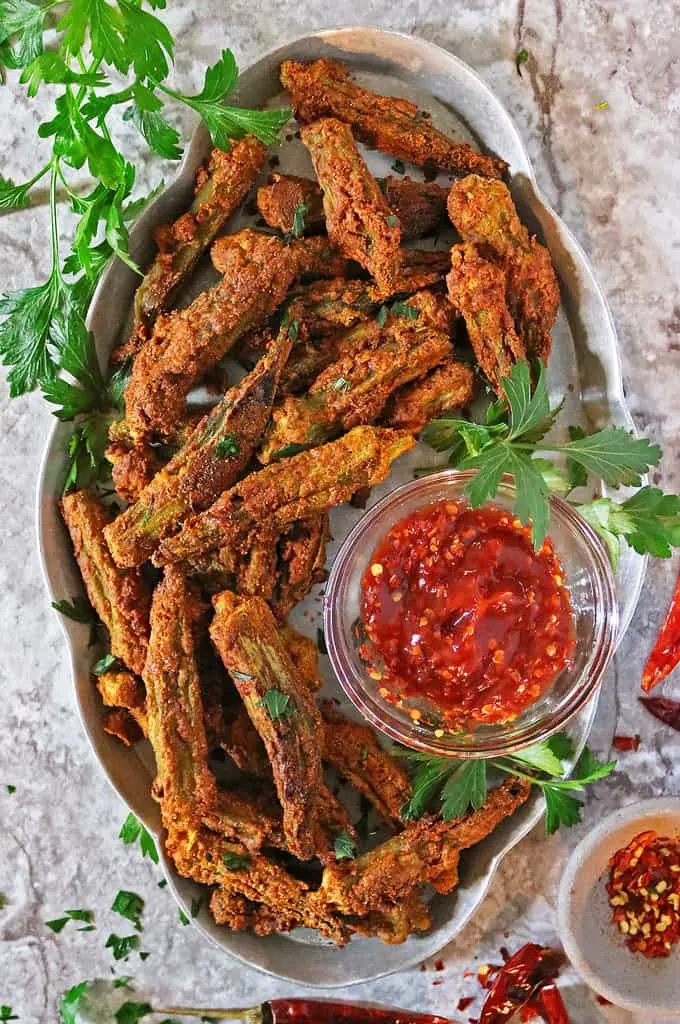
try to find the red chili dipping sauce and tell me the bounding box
[359,499,575,730]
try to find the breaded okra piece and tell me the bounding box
[320,702,412,825]
[144,568,281,851]
[125,229,299,439]
[168,829,352,945]
[97,669,148,737]
[271,514,329,618]
[447,243,526,394]
[59,490,150,675]
[119,138,266,360]
[105,332,291,568]
[447,175,560,360]
[153,427,415,566]
[301,118,402,293]
[259,325,451,463]
[383,360,475,432]
[210,592,324,860]
[281,58,506,179]
[257,172,447,240]
[312,777,531,917]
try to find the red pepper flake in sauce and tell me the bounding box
[612,734,641,752]
[607,829,680,957]
[360,500,575,730]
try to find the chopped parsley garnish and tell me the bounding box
[331,376,351,393]
[390,301,419,320]
[334,829,357,860]
[287,319,300,342]
[46,909,94,933]
[258,689,293,720]
[112,890,144,932]
[51,596,96,624]
[6,785,15,795]
[269,442,308,461]
[113,976,132,989]
[515,48,529,75]
[106,933,139,961]
[376,306,388,328]
[222,852,250,870]
[118,814,159,865]
[230,669,254,682]
[178,908,190,926]
[391,159,405,174]
[157,879,168,889]
[215,435,240,458]
[0,1008,18,1021]
[93,653,119,675]
[289,200,310,239]
[59,981,89,1024]
[386,214,399,227]
[115,1002,153,1024]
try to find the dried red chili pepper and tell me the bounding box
[266,1001,453,1024]
[478,944,566,1024]
[612,734,641,751]
[527,984,569,1024]
[642,571,680,691]
[639,695,680,731]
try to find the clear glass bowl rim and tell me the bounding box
[323,469,619,759]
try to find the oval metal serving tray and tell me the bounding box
[37,27,646,987]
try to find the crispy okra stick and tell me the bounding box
[320,702,412,825]
[105,332,292,568]
[447,243,526,394]
[125,229,299,439]
[60,490,150,675]
[447,175,560,360]
[258,172,447,240]
[281,58,506,179]
[96,669,149,737]
[259,326,451,463]
[383,359,475,432]
[168,829,352,945]
[153,426,415,567]
[121,138,267,359]
[257,173,326,234]
[210,591,325,860]
[301,118,402,294]
[312,777,531,917]
[271,514,329,618]
[144,568,281,851]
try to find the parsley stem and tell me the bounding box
[49,160,62,281]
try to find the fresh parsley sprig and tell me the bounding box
[398,733,616,834]
[0,3,290,490]
[423,359,669,553]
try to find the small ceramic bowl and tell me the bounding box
[557,798,680,1014]
[323,469,618,758]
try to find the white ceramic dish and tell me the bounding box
[557,798,680,1014]
[37,27,646,986]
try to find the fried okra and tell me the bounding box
[59,489,150,675]
[281,58,506,179]
[105,331,291,568]
[125,230,299,439]
[447,243,526,394]
[153,427,415,567]
[301,118,402,294]
[118,138,266,361]
[258,172,447,240]
[260,324,451,463]
[210,592,325,860]
[447,175,559,360]
[383,360,475,432]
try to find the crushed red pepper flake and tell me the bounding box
[612,734,641,752]
[457,997,475,1012]
[607,829,680,958]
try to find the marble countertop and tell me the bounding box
[1,1,679,1021]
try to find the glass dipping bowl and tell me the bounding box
[323,470,619,758]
